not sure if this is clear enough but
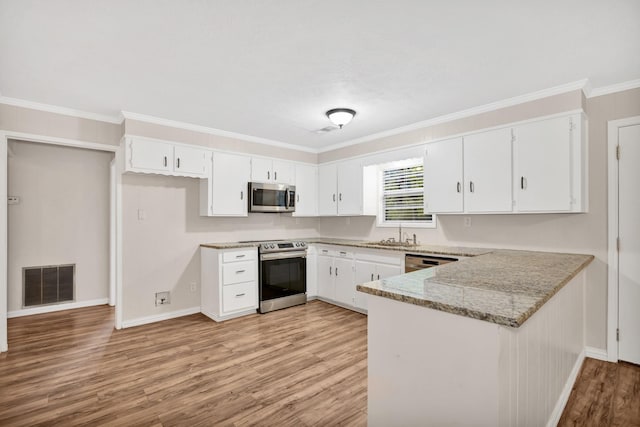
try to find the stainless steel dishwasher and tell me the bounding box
[404,254,460,273]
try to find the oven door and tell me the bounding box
[249,182,294,213]
[259,251,307,302]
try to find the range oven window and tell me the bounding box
[260,256,306,301]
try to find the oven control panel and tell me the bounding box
[259,241,307,253]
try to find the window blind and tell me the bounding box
[382,164,432,222]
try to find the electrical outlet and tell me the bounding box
[464,217,472,228]
[155,291,170,306]
[138,209,146,221]
[189,282,197,292]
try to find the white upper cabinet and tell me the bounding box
[337,159,364,215]
[513,114,585,212]
[251,158,295,184]
[318,163,338,215]
[318,160,377,216]
[125,136,208,178]
[423,112,586,215]
[200,151,251,217]
[423,137,464,213]
[463,128,513,213]
[293,163,318,217]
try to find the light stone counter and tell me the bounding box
[357,249,593,327]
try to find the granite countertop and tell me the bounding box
[356,250,594,328]
[200,238,492,257]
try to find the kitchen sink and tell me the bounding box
[366,240,418,248]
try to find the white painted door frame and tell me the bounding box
[0,131,121,352]
[607,115,640,362]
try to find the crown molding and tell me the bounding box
[120,111,318,154]
[587,78,640,98]
[317,79,590,153]
[0,96,122,124]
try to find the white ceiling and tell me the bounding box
[1,1,639,151]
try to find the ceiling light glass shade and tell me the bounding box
[326,108,356,128]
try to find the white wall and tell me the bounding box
[7,140,113,312]
[121,173,319,323]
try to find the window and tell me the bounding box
[378,158,435,228]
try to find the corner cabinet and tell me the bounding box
[317,160,377,216]
[200,151,251,217]
[124,136,209,178]
[293,163,318,217]
[201,247,258,322]
[423,112,587,214]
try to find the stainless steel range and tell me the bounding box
[256,240,307,313]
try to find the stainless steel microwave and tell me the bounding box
[249,182,296,213]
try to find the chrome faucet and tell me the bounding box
[398,224,402,243]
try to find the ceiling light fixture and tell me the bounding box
[326,108,356,129]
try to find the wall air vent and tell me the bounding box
[23,264,75,307]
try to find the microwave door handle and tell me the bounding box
[285,189,290,208]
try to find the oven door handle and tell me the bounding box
[260,251,307,261]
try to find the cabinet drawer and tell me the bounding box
[222,261,256,285]
[223,282,257,313]
[223,249,256,263]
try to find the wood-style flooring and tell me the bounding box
[2,301,639,426]
[0,301,367,426]
[558,357,640,427]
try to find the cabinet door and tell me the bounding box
[376,263,402,281]
[355,260,376,310]
[334,256,355,306]
[173,145,209,177]
[318,164,338,216]
[423,138,464,213]
[337,159,363,216]
[272,160,295,184]
[128,138,173,173]
[211,152,251,216]
[251,158,272,182]
[464,128,513,213]
[293,164,318,217]
[514,116,572,212]
[316,255,335,300]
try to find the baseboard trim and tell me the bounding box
[201,308,257,323]
[315,296,367,315]
[122,307,201,328]
[585,346,609,361]
[7,298,109,318]
[546,349,586,427]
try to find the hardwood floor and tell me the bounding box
[0,301,367,426]
[558,357,640,427]
[2,302,639,426]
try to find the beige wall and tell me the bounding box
[7,140,113,311]
[121,173,319,322]
[318,87,640,350]
[125,119,318,164]
[0,104,122,146]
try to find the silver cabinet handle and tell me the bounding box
[329,266,332,275]
[339,193,342,201]
[297,194,300,202]
[235,293,245,297]
[274,171,277,181]
[163,156,168,167]
[520,176,526,190]
[177,157,180,168]
[457,182,461,193]
[377,274,380,280]
[335,267,338,276]
[371,273,374,281]
[333,194,336,202]
[469,181,474,193]
[240,191,243,200]
[236,254,245,258]
[267,171,270,180]
[236,270,245,274]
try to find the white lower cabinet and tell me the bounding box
[314,245,403,313]
[201,247,258,321]
[354,251,403,311]
[316,247,354,305]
